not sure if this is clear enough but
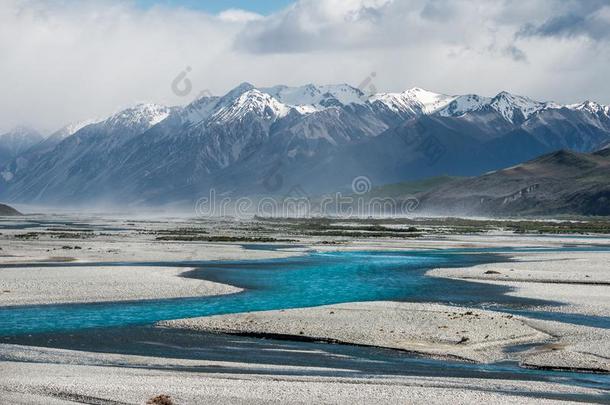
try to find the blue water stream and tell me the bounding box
[0,251,455,335]
[1,247,609,336]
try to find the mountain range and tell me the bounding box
[1,83,610,212]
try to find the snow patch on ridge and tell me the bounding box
[104,103,171,131]
[261,83,366,113]
[370,87,455,115]
[489,92,549,123]
[211,89,291,123]
[438,94,491,117]
[438,91,560,123]
[402,87,456,113]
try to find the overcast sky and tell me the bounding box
[2,0,610,134]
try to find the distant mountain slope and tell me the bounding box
[0,127,43,168]
[2,83,610,206]
[0,203,21,216]
[4,104,171,202]
[416,148,610,216]
[0,120,98,183]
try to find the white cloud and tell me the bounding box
[1,0,610,134]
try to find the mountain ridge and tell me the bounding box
[1,83,609,207]
[415,148,610,216]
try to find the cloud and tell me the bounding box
[503,45,528,62]
[0,0,241,133]
[1,0,610,134]
[420,0,457,22]
[519,2,610,41]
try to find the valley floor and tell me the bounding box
[0,215,609,404]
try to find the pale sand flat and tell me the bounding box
[427,250,610,372]
[159,301,551,363]
[0,266,241,306]
[0,358,600,405]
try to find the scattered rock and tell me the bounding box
[147,394,174,405]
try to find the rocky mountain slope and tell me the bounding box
[416,147,610,216]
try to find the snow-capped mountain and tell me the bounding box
[0,119,101,182]
[487,92,554,123]
[426,90,555,124]
[0,126,43,167]
[568,100,609,115]
[211,89,291,124]
[53,119,100,139]
[2,83,610,206]
[1,104,172,201]
[369,87,559,125]
[438,94,489,116]
[102,103,171,134]
[398,87,455,113]
[262,84,366,110]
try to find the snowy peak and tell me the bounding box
[226,82,256,99]
[261,84,322,106]
[401,87,456,113]
[370,87,455,116]
[0,126,41,140]
[318,84,366,105]
[181,82,260,127]
[368,92,421,116]
[567,100,609,116]
[50,119,100,140]
[181,95,221,127]
[182,83,595,128]
[0,126,43,156]
[438,94,491,117]
[261,83,366,110]
[103,103,171,133]
[211,89,291,123]
[436,91,556,123]
[3,126,35,140]
[489,91,549,123]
